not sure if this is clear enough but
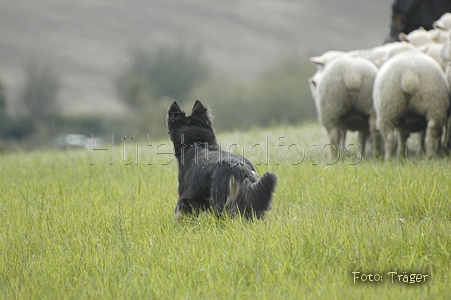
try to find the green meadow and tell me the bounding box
[1,124,450,299]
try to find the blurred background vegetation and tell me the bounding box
[0,0,392,153]
[0,43,317,152]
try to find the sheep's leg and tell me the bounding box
[385,130,395,160]
[328,127,341,160]
[340,129,347,152]
[436,126,443,156]
[381,123,395,160]
[369,115,382,158]
[397,130,408,158]
[357,129,369,158]
[445,118,451,156]
[419,130,426,154]
[425,119,440,159]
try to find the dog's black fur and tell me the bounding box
[167,100,278,219]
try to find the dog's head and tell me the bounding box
[167,100,216,146]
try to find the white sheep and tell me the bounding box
[309,53,381,159]
[399,26,451,71]
[417,43,449,70]
[434,12,451,31]
[425,28,450,45]
[308,70,322,121]
[350,42,415,68]
[310,50,348,71]
[432,12,451,153]
[443,39,451,153]
[373,50,450,159]
[399,27,447,47]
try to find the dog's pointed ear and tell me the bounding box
[191,100,207,116]
[168,101,185,118]
[191,100,213,125]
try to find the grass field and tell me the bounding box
[1,124,450,299]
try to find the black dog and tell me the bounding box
[167,100,278,219]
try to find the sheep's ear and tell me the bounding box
[371,52,390,67]
[433,20,439,29]
[418,26,426,31]
[309,56,324,67]
[399,33,409,42]
[418,45,429,54]
[431,30,441,42]
[433,20,444,30]
[308,77,317,88]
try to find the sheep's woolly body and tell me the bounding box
[343,72,362,92]
[310,13,451,159]
[400,69,419,95]
[318,57,377,129]
[351,42,415,68]
[417,43,448,71]
[400,26,451,72]
[313,56,380,158]
[374,51,450,159]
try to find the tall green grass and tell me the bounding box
[1,124,450,299]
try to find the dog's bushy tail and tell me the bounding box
[228,172,277,219]
[212,168,277,219]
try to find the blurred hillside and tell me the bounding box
[1,0,392,117]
